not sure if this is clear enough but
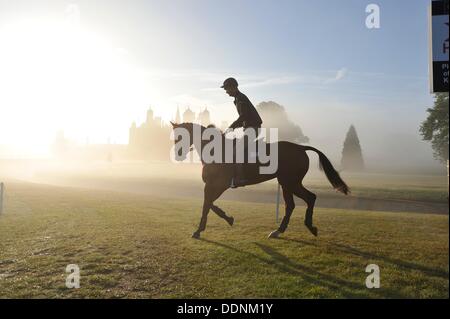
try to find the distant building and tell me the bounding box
[197,107,211,126]
[182,107,195,123]
[128,105,215,160]
[50,105,216,162]
[175,106,181,123]
[178,106,212,125]
[51,130,127,162]
[128,107,171,160]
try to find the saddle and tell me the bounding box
[230,136,265,184]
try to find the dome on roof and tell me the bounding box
[183,107,195,122]
[183,107,194,114]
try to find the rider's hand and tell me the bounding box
[224,128,233,135]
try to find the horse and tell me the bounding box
[170,122,350,239]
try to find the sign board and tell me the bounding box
[429,0,449,92]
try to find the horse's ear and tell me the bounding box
[170,121,177,128]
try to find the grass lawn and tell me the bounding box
[0,181,448,298]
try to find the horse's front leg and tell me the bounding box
[192,183,227,239]
[192,197,213,239]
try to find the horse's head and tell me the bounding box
[170,121,194,161]
[170,122,225,162]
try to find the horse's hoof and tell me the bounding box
[305,224,318,237]
[268,230,281,239]
[192,232,201,239]
[227,216,234,227]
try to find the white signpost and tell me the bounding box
[0,182,4,215]
[275,183,280,224]
[429,0,449,92]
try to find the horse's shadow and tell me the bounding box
[280,237,449,280]
[200,238,410,298]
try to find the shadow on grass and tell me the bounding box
[200,238,407,298]
[280,238,449,280]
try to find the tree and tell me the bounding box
[420,93,449,163]
[256,101,309,144]
[341,125,364,171]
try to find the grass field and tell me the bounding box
[0,181,448,298]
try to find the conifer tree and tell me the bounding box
[341,125,365,171]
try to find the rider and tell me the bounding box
[221,77,263,188]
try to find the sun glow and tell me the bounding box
[0,16,155,157]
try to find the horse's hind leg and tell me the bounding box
[292,184,317,236]
[211,205,234,226]
[268,185,295,239]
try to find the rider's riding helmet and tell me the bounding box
[221,77,238,89]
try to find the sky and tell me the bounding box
[0,0,443,168]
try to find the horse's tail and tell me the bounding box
[302,146,350,195]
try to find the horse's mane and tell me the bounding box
[183,122,223,135]
[206,124,223,133]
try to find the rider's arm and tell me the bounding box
[229,118,243,129]
[229,101,249,129]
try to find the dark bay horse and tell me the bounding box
[170,122,350,239]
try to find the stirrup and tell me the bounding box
[230,177,247,189]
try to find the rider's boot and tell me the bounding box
[230,164,248,188]
[230,177,248,188]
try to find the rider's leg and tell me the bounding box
[230,127,261,188]
[231,133,249,187]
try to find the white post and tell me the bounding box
[275,183,280,224]
[0,182,4,215]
